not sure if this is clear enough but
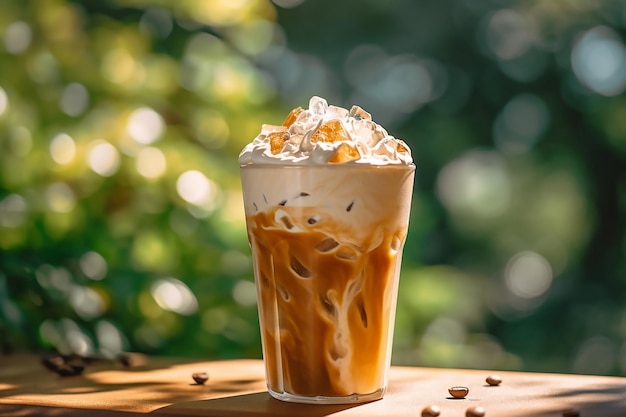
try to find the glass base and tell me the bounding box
[268,386,386,405]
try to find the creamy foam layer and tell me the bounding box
[241,165,413,246]
[238,96,413,166]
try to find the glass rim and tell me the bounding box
[239,163,416,170]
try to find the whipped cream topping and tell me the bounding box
[238,96,413,166]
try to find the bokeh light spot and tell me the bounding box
[3,21,31,55]
[191,0,253,26]
[150,278,198,316]
[0,298,22,325]
[574,336,617,375]
[181,29,275,104]
[39,320,63,349]
[8,126,32,157]
[572,26,626,96]
[96,320,124,358]
[192,109,230,149]
[60,82,89,116]
[136,146,167,179]
[36,264,73,293]
[27,50,59,84]
[70,285,106,320]
[486,9,534,60]
[232,280,257,307]
[0,86,8,116]
[436,151,511,219]
[422,316,467,345]
[62,318,94,357]
[88,140,120,177]
[229,19,275,56]
[131,230,176,271]
[0,194,28,228]
[346,48,434,123]
[214,58,254,100]
[176,170,218,207]
[127,107,165,145]
[505,251,553,299]
[101,48,140,85]
[494,93,549,154]
[139,7,173,39]
[80,251,108,281]
[46,182,76,213]
[50,133,76,165]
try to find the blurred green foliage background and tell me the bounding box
[2,0,626,376]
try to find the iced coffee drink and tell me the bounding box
[239,97,415,404]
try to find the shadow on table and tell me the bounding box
[546,382,626,416]
[0,403,181,417]
[152,391,365,417]
[0,354,268,413]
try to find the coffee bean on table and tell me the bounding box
[118,352,145,368]
[421,404,441,417]
[466,406,486,417]
[562,409,580,417]
[448,386,469,399]
[42,356,65,372]
[192,372,209,385]
[56,364,85,377]
[486,375,502,386]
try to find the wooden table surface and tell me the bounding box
[1,354,625,416]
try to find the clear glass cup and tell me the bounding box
[240,163,415,404]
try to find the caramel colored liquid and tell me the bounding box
[247,206,407,397]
